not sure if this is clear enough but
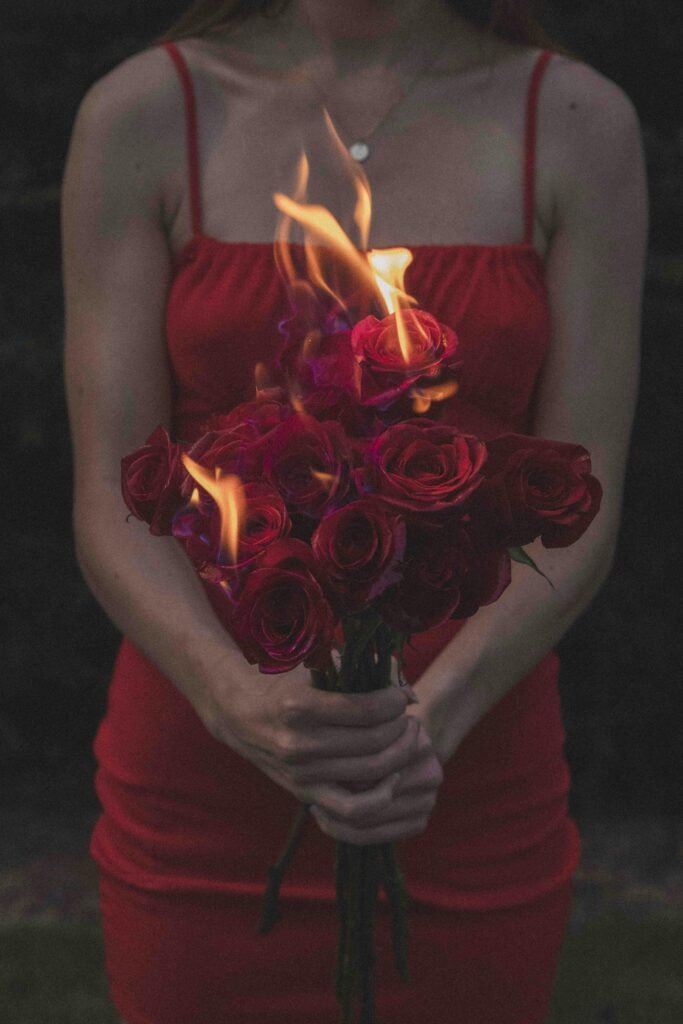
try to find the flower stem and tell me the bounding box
[358,844,380,1024]
[258,801,311,934]
[379,843,410,982]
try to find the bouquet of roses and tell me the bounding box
[121,296,602,1023]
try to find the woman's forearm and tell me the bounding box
[74,488,245,705]
[411,527,616,766]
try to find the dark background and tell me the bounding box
[1,0,682,825]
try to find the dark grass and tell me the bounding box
[1,912,682,1024]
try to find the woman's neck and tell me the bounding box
[284,0,467,73]
[213,0,489,80]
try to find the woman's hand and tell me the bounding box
[309,714,444,845]
[191,650,422,826]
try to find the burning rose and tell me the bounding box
[184,429,245,483]
[311,497,406,611]
[230,539,337,673]
[351,309,459,410]
[263,413,353,517]
[120,425,186,535]
[474,434,603,548]
[356,418,487,514]
[186,397,292,488]
[172,483,290,584]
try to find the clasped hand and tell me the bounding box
[200,655,444,847]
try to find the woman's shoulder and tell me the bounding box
[536,51,645,230]
[541,50,641,144]
[73,45,187,157]
[70,43,193,220]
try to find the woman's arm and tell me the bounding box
[291,58,649,847]
[409,58,649,765]
[63,48,416,831]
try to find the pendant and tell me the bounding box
[349,140,370,162]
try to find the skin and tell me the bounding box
[62,0,647,891]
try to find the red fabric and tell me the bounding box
[91,43,580,1022]
[98,869,573,1024]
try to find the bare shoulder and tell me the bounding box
[77,43,181,138]
[539,54,645,209]
[68,44,187,223]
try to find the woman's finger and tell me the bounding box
[301,772,400,821]
[291,716,420,784]
[310,802,433,846]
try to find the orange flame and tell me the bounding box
[254,361,271,394]
[272,109,421,358]
[409,379,460,414]
[311,468,339,493]
[181,454,246,564]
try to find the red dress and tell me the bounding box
[92,43,580,1023]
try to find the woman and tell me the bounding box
[62,1,647,1021]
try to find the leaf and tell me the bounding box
[508,546,555,590]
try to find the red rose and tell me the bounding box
[200,396,290,440]
[355,418,486,513]
[120,425,186,535]
[381,521,511,633]
[184,428,245,484]
[351,308,459,410]
[311,497,406,611]
[172,483,290,588]
[230,538,337,673]
[185,397,292,491]
[263,413,353,517]
[476,434,603,548]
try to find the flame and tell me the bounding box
[189,487,201,508]
[290,392,307,415]
[254,361,270,393]
[272,109,421,351]
[410,378,460,414]
[311,468,339,493]
[181,454,246,564]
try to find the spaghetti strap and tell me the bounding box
[523,48,554,246]
[162,41,203,238]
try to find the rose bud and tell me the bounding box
[355,418,486,514]
[351,308,460,410]
[476,433,603,548]
[311,497,406,612]
[263,413,353,518]
[229,538,337,674]
[121,425,186,535]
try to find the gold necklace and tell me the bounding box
[292,34,452,162]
